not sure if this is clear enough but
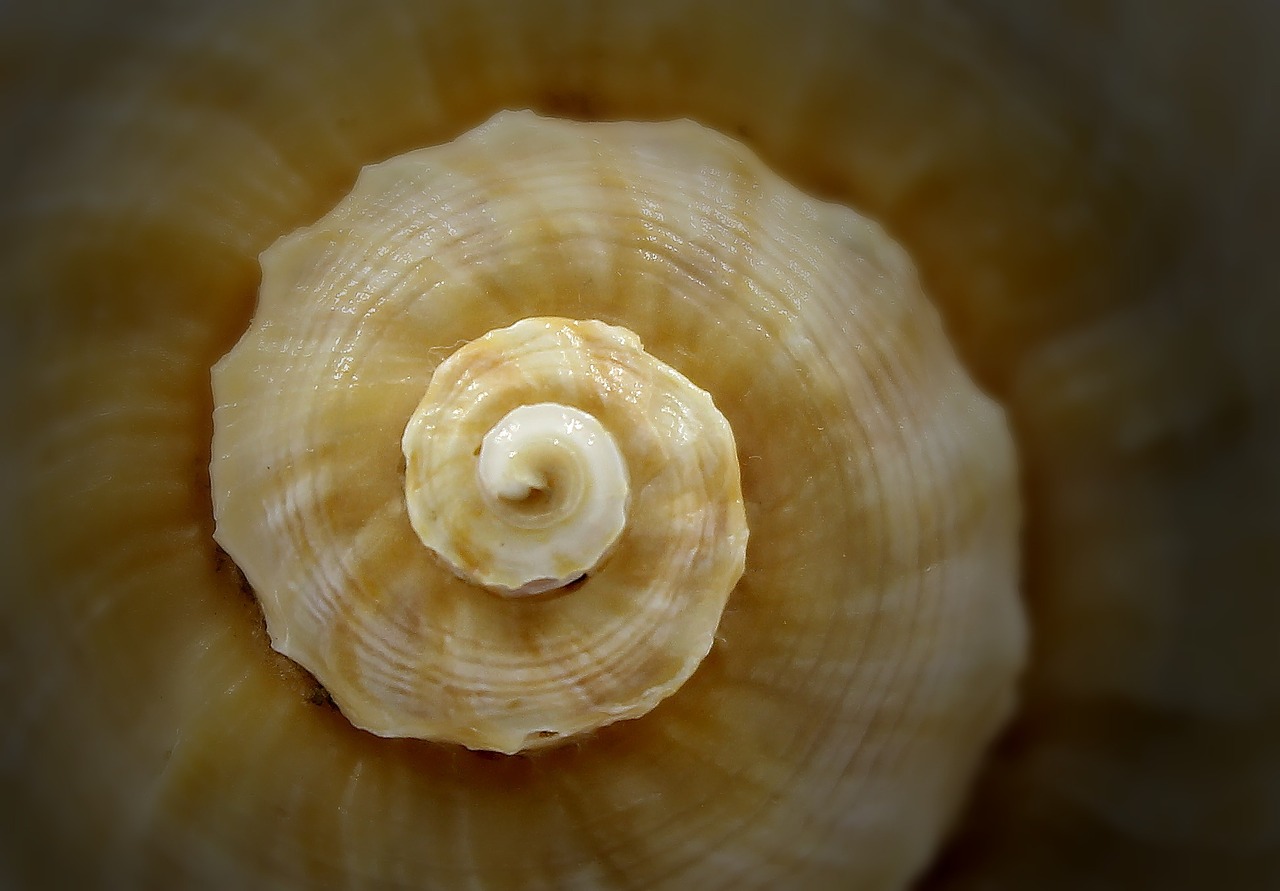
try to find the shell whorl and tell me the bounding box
[206,109,1021,875]
[402,316,743,603]
[396,315,747,749]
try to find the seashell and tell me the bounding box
[208,113,1023,866]
[3,1,1278,890]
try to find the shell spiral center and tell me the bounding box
[410,392,630,596]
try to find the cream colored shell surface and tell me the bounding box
[4,1,1279,890]
[208,108,1022,878]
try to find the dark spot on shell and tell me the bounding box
[306,683,337,710]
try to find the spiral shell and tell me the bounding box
[11,1,1275,888]
[400,317,743,602]
[204,109,1023,877]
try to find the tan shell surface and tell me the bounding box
[208,108,1021,865]
[3,1,1279,890]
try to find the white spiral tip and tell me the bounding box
[473,402,629,596]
